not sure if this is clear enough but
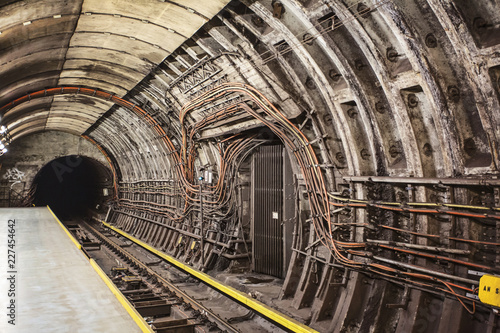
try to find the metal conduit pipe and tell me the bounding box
[292,248,345,269]
[105,212,249,249]
[373,256,479,285]
[211,249,251,259]
[120,179,177,184]
[344,176,500,186]
[366,239,470,255]
[204,229,251,246]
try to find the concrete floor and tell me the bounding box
[0,207,142,333]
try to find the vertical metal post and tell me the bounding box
[200,179,205,266]
[104,205,112,223]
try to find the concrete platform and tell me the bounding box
[0,207,144,333]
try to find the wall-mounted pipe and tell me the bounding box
[344,176,500,186]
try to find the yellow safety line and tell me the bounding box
[47,206,82,250]
[89,259,153,333]
[102,221,319,333]
[47,206,152,333]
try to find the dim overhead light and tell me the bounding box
[53,14,62,19]
[23,21,31,26]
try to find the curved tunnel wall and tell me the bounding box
[0,1,499,332]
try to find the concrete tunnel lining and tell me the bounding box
[0,1,499,332]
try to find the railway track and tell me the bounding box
[68,219,290,333]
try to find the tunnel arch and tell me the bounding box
[0,1,499,332]
[31,155,113,219]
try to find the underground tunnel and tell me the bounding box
[0,0,499,332]
[31,155,111,219]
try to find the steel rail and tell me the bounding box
[99,220,319,333]
[47,206,153,332]
[82,221,240,333]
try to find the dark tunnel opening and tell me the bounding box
[32,155,111,220]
